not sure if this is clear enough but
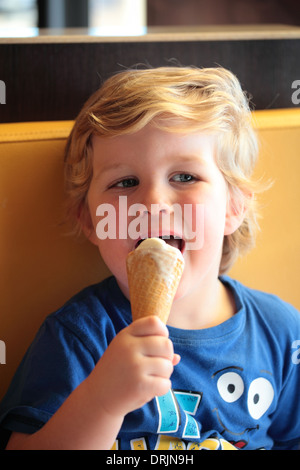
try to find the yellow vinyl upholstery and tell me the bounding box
[0,121,110,399]
[0,110,300,399]
[229,109,300,310]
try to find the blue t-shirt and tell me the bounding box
[0,276,300,450]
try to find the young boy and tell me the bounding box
[1,67,300,450]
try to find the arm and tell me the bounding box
[6,316,179,450]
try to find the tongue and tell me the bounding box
[160,236,181,251]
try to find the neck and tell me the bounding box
[168,277,236,330]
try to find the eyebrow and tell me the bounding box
[93,163,131,181]
[102,155,208,170]
[211,365,244,378]
[166,154,209,165]
[94,154,209,178]
[99,163,127,173]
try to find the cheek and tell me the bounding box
[182,188,227,252]
[203,184,228,235]
[182,203,205,251]
[97,239,129,285]
[204,202,227,240]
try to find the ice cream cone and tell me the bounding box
[126,238,184,324]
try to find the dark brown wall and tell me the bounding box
[1,36,300,123]
[147,0,300,26]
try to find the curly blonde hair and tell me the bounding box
[64,66,263,273]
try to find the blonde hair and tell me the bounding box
[64,66,264,273]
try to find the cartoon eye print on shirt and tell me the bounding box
[247,377,274,420]
[217,372,244,403]
[215,366,274,420]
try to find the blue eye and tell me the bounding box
[172,173,196,183]
[115,178,139,188]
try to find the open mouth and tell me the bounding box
[135,235,185,253]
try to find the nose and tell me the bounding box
[127,180,183,242]
[138,182,173,216]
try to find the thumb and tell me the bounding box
[172,353,181,366]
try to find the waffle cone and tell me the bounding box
[126,238,184,324]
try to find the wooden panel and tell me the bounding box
[147,0,300,26]
[1,31,300,122]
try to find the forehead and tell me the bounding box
[91,124,216,159]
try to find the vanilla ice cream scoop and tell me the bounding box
[126,238,185,324]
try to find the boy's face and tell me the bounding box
[84,124,242,300]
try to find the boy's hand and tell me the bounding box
[91,316,179,419]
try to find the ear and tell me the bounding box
[224,188,250,236]
[78,202,98,246]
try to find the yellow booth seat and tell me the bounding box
[0,110,300,400]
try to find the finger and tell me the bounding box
[130,315,169,338]
[138,335,174,361]
[145,376,172,398]
[145,357,174,379]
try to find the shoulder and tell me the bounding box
[54,276,130,322]
[223,276,300,337]
[42,276,131,356]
